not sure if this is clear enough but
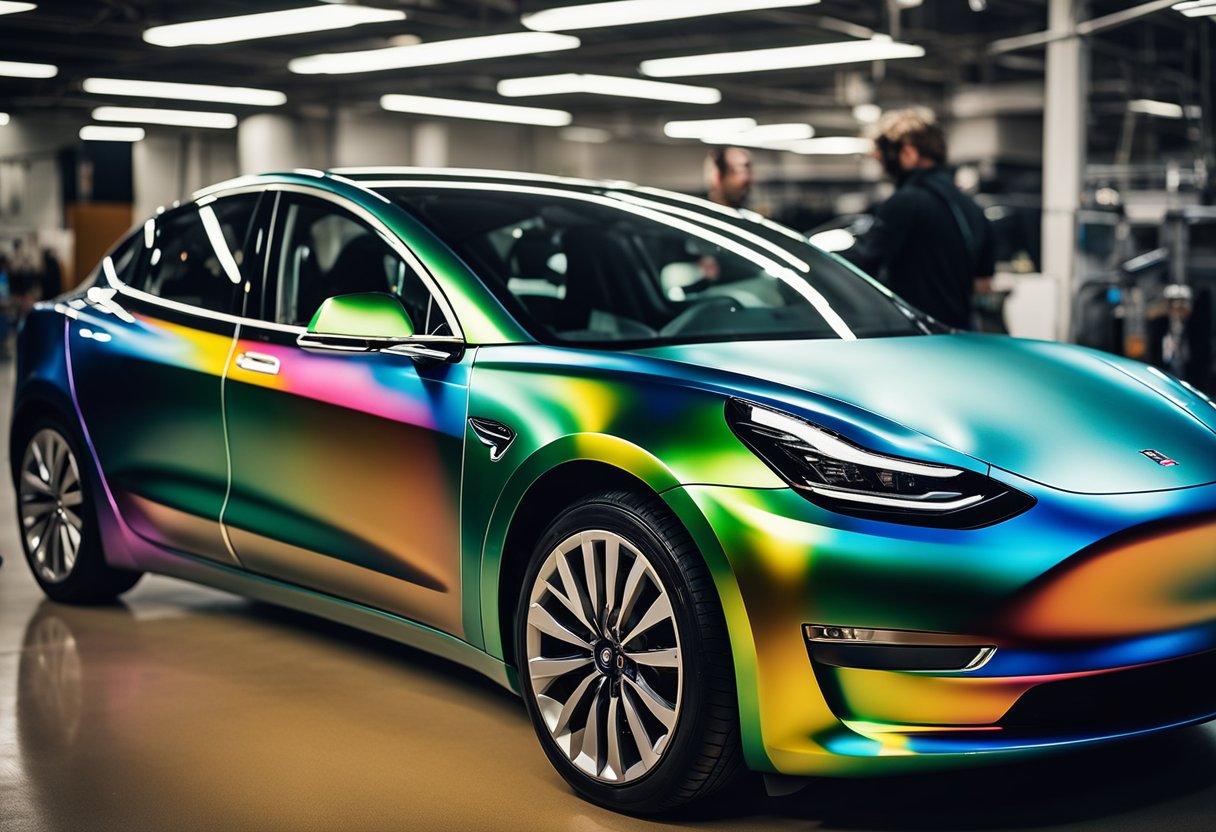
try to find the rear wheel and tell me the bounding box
[516,490,742,814]
[16,418,141,603]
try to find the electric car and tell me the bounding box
[11,168,1216,813]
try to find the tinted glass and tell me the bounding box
[273,196,448,334]
[107,231,143,284]
[134,195,257,313]
[389,187,925,346]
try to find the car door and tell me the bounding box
[69,192,264,564]
[221,189,470,637]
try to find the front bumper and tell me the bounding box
[666,476,1216,776]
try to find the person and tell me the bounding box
[705,146,753,210]
[844,108,994,330]
[0,255,11,358]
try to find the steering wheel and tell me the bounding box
[660,297,741,337]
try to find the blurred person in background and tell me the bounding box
[0,254,11,358]
[844,108,994,330]
[705,146,753,209]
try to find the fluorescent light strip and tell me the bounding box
[523,0,819,31]
[0,113,8,126]
[1174,0,1216,16]
[664,117,757,138]
[93,106,238,129]
[291,31,580,75]
[380,94,571,127]
[777,137,873,155]
[144,5,406,47]
[641,35,925,77]
[84,78,286,107]
[0,3,36,16]
[80,125,146,142]
[0,59,57,79]
[1128,99,1185,118]
[498,73,720,104]
[701,123,814,147]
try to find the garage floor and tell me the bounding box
[1,360,1214,832]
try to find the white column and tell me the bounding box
[238,113,309,175]
[1041,0,1087,341]
[412,123,448,168]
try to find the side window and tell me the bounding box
[274,196,448,334]
[135,195,258,313]
[106,231,144,284]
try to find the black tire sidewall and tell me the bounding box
[515,492,724,814]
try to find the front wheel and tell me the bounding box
[516,490,742,814]
[16,418,142,604]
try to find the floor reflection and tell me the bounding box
[6,580,1215,832]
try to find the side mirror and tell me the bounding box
[308,292,415,339]
[297,292,464,362]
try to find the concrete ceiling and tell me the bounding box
[0,0,1208,155]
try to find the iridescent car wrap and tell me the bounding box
[11,169,1216,787]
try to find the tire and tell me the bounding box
[15,416,142,604]
[515,489,742,814]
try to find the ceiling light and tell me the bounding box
[144,5,406,47]
[291,31,579,75]
[380,94,572,127]
[522,0,819,31]
[1173,1,1216,17]
[0,3,36,16]
[775,137,873,155]
[560,126,613,143]
[852,103,882,123]
[701,123,815,147]
[84,78,286,107]
[641,35,925,77]
[498,73,720,104]
[0,113,9,126]
[1129,99,1185,119]
[0,59,57,79]
[93,106,238,129]
[80,125,146,142]
[664,117,757,138]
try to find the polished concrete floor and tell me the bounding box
[1,360,1216,832]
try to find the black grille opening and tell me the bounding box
[1001,649,1216,734]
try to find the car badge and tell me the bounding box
[1139,449,1179,467]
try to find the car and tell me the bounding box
[10,167,1216,814]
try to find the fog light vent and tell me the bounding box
[804,624,995,672]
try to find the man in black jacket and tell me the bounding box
[844,108,994,330]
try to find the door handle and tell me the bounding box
[235,351,280,375]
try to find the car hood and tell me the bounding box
[633,333,1216,494]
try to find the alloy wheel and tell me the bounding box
[525,529,682,784]
[19,428,85,584]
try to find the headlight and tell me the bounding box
[726,399,1034,529]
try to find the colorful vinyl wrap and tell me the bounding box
[19,170,1216,782]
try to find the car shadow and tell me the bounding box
[683,723,1216,830]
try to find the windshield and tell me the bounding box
[386,185,928,347]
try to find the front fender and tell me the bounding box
[474,432,776,772]
[476,432,679,658]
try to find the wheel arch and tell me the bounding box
[480,434,772,774]
[10,381,79,485]
[487,456,665,677]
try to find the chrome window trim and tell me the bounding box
[109,182,464,340]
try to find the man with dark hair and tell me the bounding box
[845,108,994,330]
[704,146,753,209]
